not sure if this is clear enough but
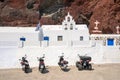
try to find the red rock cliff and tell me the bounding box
[0,0,120,34]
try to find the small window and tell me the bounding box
[67,17,70,22]
[70,24,73,30]
[64,27,68,30]
[64,24,68,30]
[80,36,83,41]
[58,36,63,41]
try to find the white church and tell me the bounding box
[0,12,120,69]
[40,12,89,47]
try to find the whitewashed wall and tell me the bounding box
[0,32,39,41]
[0,28,39,47]
[0,27,120,69]
[43,30,89,42]
[0,45,120,69]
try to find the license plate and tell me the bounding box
[41,65,44,68]
[83,63,86,66]
[64,65,67,67]
[22,65,25,68]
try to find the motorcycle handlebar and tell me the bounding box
[19,59,22,61]
[23,54,27,59]
[37,56,45,61]
[77,54,88,57]
[58,56,64,58]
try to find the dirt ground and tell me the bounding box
[0,64,120,80]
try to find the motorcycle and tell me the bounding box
[58,53,68,71]
[19,55,31,73]
[37,54,46,73]
[76,54,92,70]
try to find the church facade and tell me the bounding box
[0,12,120,68]
[39,13,120,47]
[0,12,119,48]
[40,12,90,47]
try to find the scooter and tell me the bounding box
[37,54,46,73]
[76,54,92,70]
[58,53,68,71]
[19,55,31,73]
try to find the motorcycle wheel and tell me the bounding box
[78,64,82,70]
[76,62,78,67]
[25,68,29,73]
[24,65,30,73]
[40,68,44,73]
[63,64,67,70]
[88,64,92,70]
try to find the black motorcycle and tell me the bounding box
[37,54,46,73]
[19,55,31,73]
[76,54,92,70]
[58,53,68,71]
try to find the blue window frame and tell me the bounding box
[80,36,83,41]
[20,37,26,41]
[107,39,114,46]
[57,36,63,41]
[44,36,49,41]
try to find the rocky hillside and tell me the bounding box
[0,0,120,34]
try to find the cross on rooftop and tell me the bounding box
[116,25,120,34]
[68,12,70,16]
[94,20,100,30]
[94,20,100,26]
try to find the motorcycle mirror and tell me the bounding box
[37,57,39,61]
[84,54,87,56]
[25,54,27,58]
[62,53,64,56]
[43,54,45,58]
